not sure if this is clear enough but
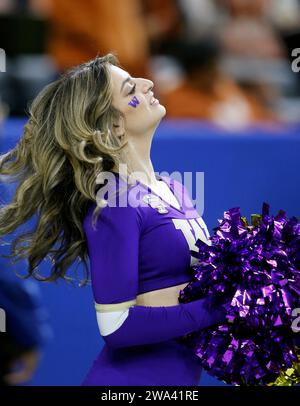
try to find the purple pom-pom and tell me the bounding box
[179,202,300,385]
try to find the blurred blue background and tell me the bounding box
[1,117,300,386]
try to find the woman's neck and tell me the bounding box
[113,138,159,187]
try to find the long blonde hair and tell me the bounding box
[0,53,128,283]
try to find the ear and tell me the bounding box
[113,115,125,140]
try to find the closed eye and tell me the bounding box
[128,83,136,95]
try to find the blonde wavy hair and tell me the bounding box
[0,53,129,283]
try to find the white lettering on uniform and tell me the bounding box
[172,217,211,266]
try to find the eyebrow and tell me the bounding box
[120,76,132,93]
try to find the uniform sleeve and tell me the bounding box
[84,203,142,304]
[84,203,227,349]
[99,299,227,349]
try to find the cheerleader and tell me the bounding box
[0,54,226,386]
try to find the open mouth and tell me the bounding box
[150,96,159,105]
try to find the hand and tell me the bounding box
[3,349,41,385]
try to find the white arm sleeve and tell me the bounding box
[94,299,136,336]
[96,309,130,336]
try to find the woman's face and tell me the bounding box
[109,65,166,137]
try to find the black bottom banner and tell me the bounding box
[1,386,299,402]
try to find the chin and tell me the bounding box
[146,104,167,130]
[155,106,167,124]
[158,104,167,117]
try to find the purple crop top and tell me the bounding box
[83,172,211,305]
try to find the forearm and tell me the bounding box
[100,298,227,349]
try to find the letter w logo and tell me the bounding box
[128,96,140,108]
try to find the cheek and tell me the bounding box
[126,96,150,113]
[127,95,141,109]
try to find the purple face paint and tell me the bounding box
[128,96,140,108]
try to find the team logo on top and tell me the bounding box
[142,194,168,214]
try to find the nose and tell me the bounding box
[141,78,154,94]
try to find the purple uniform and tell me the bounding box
[82,172,226,386]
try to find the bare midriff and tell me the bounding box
[136,282,190,307]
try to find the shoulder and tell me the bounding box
[84,180,144,235]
